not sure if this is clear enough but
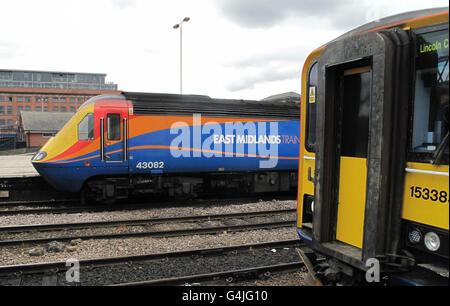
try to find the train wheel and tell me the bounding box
[80,185,95,206]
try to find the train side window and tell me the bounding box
[78,113,94,141]
[107,114,121,141]
[411,27,449,163]
[306,62,318,151]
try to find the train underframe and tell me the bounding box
[80,170,298,204]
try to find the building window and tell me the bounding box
[53,106,59,112]
[7,119,13,127]
[25,97,30,102]
[43,132,56,138]
[60,107,66,112]
[0,96,4,102]
[17,97,24,102]
[0,119,5,128]
[43,106,48,112]
[70,107,76,112]
[60,98,66,103]
[25,106,31,111]
[7,106,12,115]
[36,97,41,102]
[77,98,83,102]
[70,98,75,103]
[43,98,48,102]
[35,106,41,112]
[0,106,4,115]
[7,97,12,102]
[53,97,59,103]
[18,107,23,113]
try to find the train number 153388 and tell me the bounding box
[136,161,164,169]
[409,186,448,203]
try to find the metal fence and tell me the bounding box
[0,127,18,151]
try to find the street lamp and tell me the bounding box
[173,17,190,94]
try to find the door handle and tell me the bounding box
[308,167,314,182]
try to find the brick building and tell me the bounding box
[0,69,120,130]
[19,111,74,148]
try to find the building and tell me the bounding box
[0,69,119,131]
[19,111,74,148]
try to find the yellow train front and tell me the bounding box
[296,7,449,285]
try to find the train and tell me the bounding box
[31,92,300,203]
[296,8,449,285]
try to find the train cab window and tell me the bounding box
[107,114,121,140]
[78,113,94,141]
[411,27,449,163]
[306,62,318,151]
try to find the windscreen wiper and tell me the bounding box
[432,131,449,165]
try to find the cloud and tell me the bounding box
[223,44,310,92]
[215,0,379,29]
[109,0,138,9]
[225,46,309,69]
[227,67,299,92]
[0,41,23,59]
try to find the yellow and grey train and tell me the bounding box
[296,7,449,285]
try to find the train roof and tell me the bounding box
[123,91,299,119]
[322,7,448,49]
[81,92,300,120]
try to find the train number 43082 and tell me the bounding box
[409,186,448,203]
[136,161,164,169]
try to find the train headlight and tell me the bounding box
[424,232,440,252]
[310,200,314,213]
[31,151,47,162]
[408,229,422,244]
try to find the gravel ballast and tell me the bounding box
[11,244,302,286]
[0,227,299,266]
[0,198,308,286]
[1,199,296,227]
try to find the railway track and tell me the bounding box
[0,202,157,216]
[0,239,304,286]
[0,208,296,247]
[113,262,305,286]
[0,199,78,208]
[0,195,296,216]
[0,200,81,216]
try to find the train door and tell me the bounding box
[312,28,412,268]
[335,66,371,248]
[99,108,129,166]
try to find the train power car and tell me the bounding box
[31,92,300,203]
[296,8,449,285]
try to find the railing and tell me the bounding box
[0,127,17,151]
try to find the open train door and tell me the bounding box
[311,28,415,275]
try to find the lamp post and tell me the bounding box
[173,17,190,94]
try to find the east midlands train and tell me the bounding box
[296,7,448,285]
[31,92,300,203]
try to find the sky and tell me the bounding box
[0,0,448,100]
